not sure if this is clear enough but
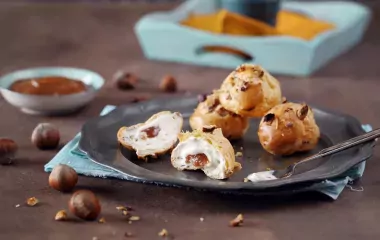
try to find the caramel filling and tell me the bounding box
[185,153,209,167]
[141,126,160,138]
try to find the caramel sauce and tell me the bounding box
[186,153,209,167]
[141,126,160,138]
[9,76,87,95]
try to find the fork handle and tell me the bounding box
[297,128,380,165]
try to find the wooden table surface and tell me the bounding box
[0,2,380,240]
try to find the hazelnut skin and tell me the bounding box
[114,71,138,90]
[159,75,177,93]
[69,190,101,221]
[0,138,18,165]
[31,123,60,150]
[49,164,78,192]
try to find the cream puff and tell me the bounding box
[190,92,249,139]
[257,102,320,156]
[219,64,282,117]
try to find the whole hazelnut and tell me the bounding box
[69,190,101,221]
[159,75,177,93]
[114,71,138,90]
[31,123,60,150]
[49,164,78,192]
[0,138,18,165]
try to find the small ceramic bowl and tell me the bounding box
[0,67,105,115]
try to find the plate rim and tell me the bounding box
[78,96,374,191]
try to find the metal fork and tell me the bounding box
[251,128,380,180]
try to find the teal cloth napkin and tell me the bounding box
[44,105,372,200]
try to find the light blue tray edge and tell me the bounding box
[134,0,372,76]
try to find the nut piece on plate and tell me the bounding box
[190,91,249,140]
[117,111,183,160]
[31,123,60,150]
[49,164,78,192]
[69,190,101,221]
[159,75,177,93]
[171,126,242,180]
[0,138,18,165]
[219,64,282,118]
[258,102,320,156]
[113,70,138,90]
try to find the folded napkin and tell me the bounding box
[44,105,372,200]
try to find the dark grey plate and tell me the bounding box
[79,96,374,193]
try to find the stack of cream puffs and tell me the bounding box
[190,64,283,139]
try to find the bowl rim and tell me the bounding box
[0,66,105,98]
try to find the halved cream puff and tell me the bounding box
[117,111,183,159]
[171,126,241,179]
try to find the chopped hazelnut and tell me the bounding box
[158,229,169,237]
[243,178,249,183]
[55,210,68,221]
[98,217,106,224]
[229,214,244,227]
[129,216,140,221]
[26,197,39,206]
[235,152,243,157]
[125,232,134,238]
[200,217,204,222]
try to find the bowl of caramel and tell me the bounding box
[0,67,105,115]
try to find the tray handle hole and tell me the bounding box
[196,45,254,62]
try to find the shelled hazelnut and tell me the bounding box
[114,71,138,90]
[31,123,60,150]
[159,75,177,93]
[69,190,101,221]
[0,138,18,165]
[49,164,78,192]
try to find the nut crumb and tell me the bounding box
[122,210,130,216]
[98,217,106,223]
[200,217,204,222]
[235,152,243,157]
[15,204,20,208]
[128,221,132,224]
[26,197,39,206]
[124,232,134,238]
[129,216,140,221]
[92,237,99,240]
[230,214,244,227]
[243,178,249,183]
[55,210,68,221]
[158,229,169,237]
[266,167,272,171]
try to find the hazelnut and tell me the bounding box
[31,123,60,150]
[114,71,138,90]
[69,190,101,221]
[0,138,18,165]
[229,214,244,227]
[159,75,177,93]
[55,210,68,221]
[49,164,78,192]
